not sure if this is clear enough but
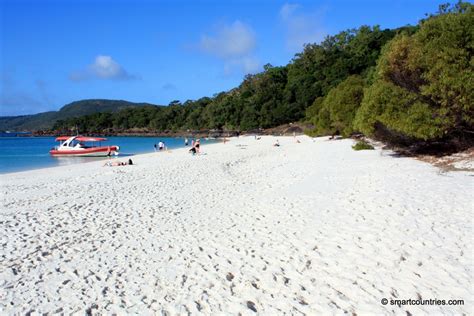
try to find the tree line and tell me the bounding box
[54,2,473,151]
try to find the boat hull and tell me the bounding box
[49,146,119,157]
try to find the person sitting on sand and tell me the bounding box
[189,146,197,155]
[195,139,201,153]
[273,140,280,147]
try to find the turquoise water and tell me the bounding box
[0,136,210,174]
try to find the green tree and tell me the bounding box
[287,25,395,123]
[307,76,365,136]
[355,2,474,140]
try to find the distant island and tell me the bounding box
[0,99,159,131]
[2,2,472,154]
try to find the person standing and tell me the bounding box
[195,139,201,153]
[185,138,189,146]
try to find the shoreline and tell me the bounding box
[0,136,219,175]
[1,136,472,314]
[2,135,472,175]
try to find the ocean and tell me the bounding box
[0,136,211,174]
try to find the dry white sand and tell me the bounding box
[1,136,472,314]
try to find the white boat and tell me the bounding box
[49,136,119,157]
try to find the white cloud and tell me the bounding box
[198,20,260,75]
[279,3,326,52]
[199,20,256,58]
[279,3,300,20]
[70,55,136,81]
[223,57,260,76]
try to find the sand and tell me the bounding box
[1,136,472,314]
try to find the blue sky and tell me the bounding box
[1,0,446,116]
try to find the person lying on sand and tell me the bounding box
[103,161,122,167]
[103,159,133,167]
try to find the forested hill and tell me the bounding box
[52,24,399,133]
[5,2,474,152]
[0,99,158,131]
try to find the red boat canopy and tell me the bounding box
[55,136,107,142]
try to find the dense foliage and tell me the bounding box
[306,75,365,137]
[354,1,474,142]
[0,99,152,131]
[302,1,473,151]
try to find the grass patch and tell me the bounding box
[352,140,374,151]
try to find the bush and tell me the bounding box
[355,3,474,142]
[307,75,365,137]
[352,140,374,150]
[325,75,365,137]
[304,128,319,137]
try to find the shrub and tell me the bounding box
[307,75,365,137]
[352,140,374,150]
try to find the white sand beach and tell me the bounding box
[1,136,472,314]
